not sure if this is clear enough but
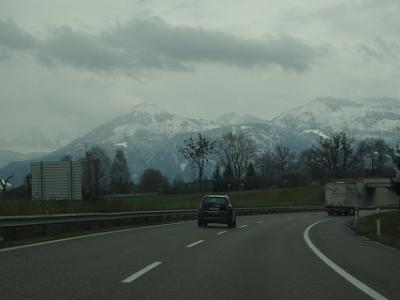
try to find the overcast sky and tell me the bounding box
[0,0,399,140]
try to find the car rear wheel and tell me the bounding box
[228,217,236,228]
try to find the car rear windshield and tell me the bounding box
[202,197,228,205]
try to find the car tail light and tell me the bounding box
[225,204,233,210]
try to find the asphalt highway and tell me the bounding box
[0,212,398,300]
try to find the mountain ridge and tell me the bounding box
[2,96,400,186]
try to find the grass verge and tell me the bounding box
[0,186,324,216]
[353,210,400,249]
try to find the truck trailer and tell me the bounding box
[325,182,358,216]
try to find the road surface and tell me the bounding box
[0,212,398,299]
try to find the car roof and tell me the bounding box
[203,194,229,198]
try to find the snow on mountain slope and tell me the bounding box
[272,97,400,141]
[216,112,268,126]
[82,102,219,145]
[3,97,400,186]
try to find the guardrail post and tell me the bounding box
[376,208,381,236]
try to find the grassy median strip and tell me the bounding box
[0,186,323,215]
[354,210,400,249]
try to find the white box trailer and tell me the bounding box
[325,182,358,215]
[325,179,399,215]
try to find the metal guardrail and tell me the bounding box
[0,206,327,228]
[0,210,197,228]
[1,206,398,228]
[0,206,398,243]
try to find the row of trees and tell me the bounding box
[179,132,400,191]
[178,132,257,184]
[47,131,400,197]
[77,147,171,195]
[61,147,132,196]
[4,131,399,199]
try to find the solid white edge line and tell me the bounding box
[217,230,228,235]
[0,221,193,253]
[239,225,248,228]
[121,261,162,283]
[256,221,264,224]
[304,219,388,300]
[186,240,204,248]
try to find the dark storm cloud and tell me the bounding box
[0,19,36,50]
[0,17,326,73]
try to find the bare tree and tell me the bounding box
[299,148,323,182]
[0,174,14,195]
[358,138,389,176]
[25,173,32,195]
[178,133,216,183]
[256,151,275,177]
[273,145,296,186]
[315,132,355,178]
[87,146,112,188]
[302,132,357,180]
[110,148,131,193]
[219,132,256,179]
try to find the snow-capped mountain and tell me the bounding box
[216,112,268,126]
[40,103,221,182]
[272,97,400,142]
[80,103,218,145]
[2,97,400,186]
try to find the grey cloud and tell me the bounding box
[37,26,130,71]
[104,18,326,72]
[359,37,400,60]
[0,19,36,50]
[0,17,326,73]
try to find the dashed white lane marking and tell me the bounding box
[304,219,388,300]
[256,221,264,224]
[217,230,228,235]
[238,225,248,228]
[122,261,162,283]
[0,221,193,253]
[186,240,205,248]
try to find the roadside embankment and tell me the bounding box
[353,210,400,249]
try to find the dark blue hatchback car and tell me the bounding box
[197,195,236,228]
